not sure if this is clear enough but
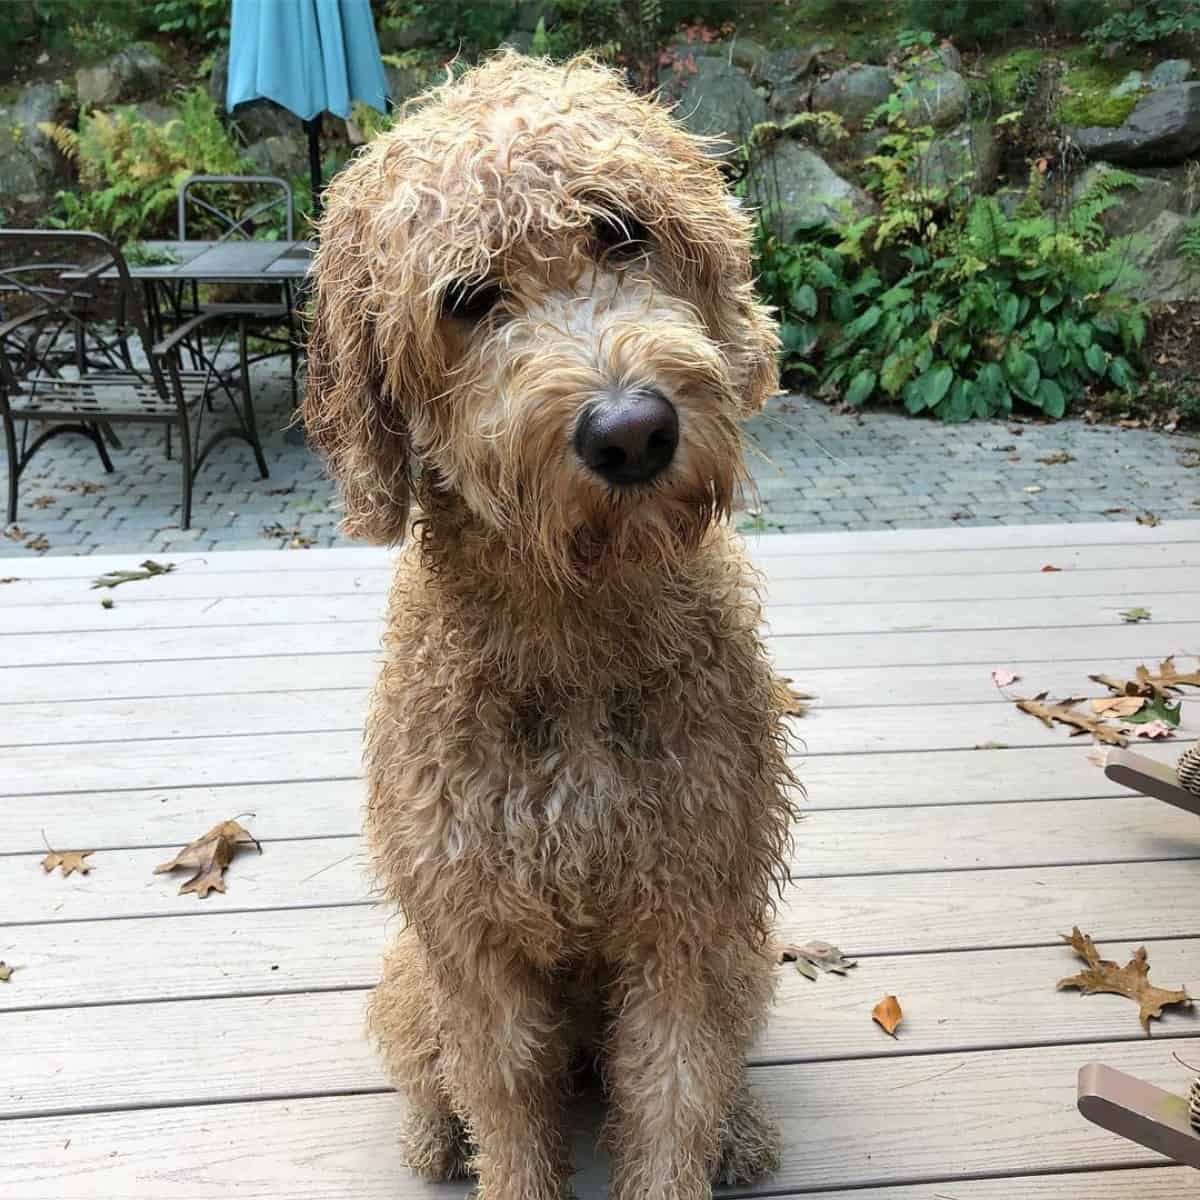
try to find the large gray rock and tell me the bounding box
[899,66,969,131]
[746,142,877,237]
[384,63,427,109]
[754,46,823,118]
[1149,59,1192,89]
[1072,82,1200,164]
[208,46,229,110]
[657,56,767,147]
[919,119,999,193]
[1120,210,1197,302]
[811,65,894,129]
[245,134,309,180]
[513,2,558,32]
[377,12,440,52]
[1069,162,1196,238]
[728,38,769,73]
[230,98,303,143]
[0,82,60,208]
[76,43,165,109]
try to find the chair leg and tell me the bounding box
[178,419,193,531]
[165,424,172,461]
[101,422,123,449]
[3,412,19,525]
[89,423,115,473]
[238,319,270,479]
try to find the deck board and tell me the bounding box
[1,520,1197,1198]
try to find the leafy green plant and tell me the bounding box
[43,89,251,241]
[149,0,229,43]
[1181,213,1200,266]
[751,38,1147,424]
[1084,0,1200,49]
[905,0,1025,42]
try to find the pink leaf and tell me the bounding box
[1133,720,1174,740]
[992,669,1020,688]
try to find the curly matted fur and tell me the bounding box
[303,51,798,1200]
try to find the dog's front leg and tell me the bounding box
[434,949,572,1200]
[606,939,775,1200]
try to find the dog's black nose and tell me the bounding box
[575,389,679,486]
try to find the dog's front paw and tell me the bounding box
[401,1110,475,1181]
[714,1088,781,1186]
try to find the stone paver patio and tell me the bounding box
[2,363,1198,556]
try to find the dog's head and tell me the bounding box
[305,52,779,580]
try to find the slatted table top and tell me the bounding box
[2,521,1198,1199]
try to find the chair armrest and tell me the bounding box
[151,311,232,358]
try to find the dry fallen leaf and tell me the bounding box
[777,940,857,980]
[1090,696,1146,718]
[92,559,175,589]
[0,577,17,584]
[41,849,95,877]
[1119,607,1151,624]
[154,819,261,898]
[1057,927,1191,1033]
[872,994,903,1037]
[991,669,1020,688]
[1091,657,1200,700]
[1037,451,1075,465]
[1137,513,1161,527]
[30,495,56,509]
[26,535,49,552]
[1128,719,1174,740]
[0,962,13,982]
[1041,564,1062,573]
[1016,696,1126,745]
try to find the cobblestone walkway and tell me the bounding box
[2,367,1198,557]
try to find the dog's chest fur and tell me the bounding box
[365,535,792,964]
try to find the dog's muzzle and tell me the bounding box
[574,388,679,487]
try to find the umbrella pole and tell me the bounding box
[304,115,324,221]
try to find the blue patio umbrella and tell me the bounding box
[226,0,390,216]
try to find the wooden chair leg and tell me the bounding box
[1078,1063,1200,1168]
[1104,748,1200,818]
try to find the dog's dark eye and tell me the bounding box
[593,211,650,260]
[441,280,503,322]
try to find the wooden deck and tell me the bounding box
[2,520,1199,1198]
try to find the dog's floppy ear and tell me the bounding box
[739,292,782,417]
[303,205,412,545]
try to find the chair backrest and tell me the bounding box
[0,229,159,395]
[178,174,295,242]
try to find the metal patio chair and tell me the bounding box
[0,229,268,529]
[176,174,301,404]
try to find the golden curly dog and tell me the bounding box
[303,50,798,1200]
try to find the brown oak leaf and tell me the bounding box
[872,994,903,1037]
[1091,657,1200,701]
[1089,696,1146,718]
[1057,927,1191,1033]
[1016,696,1126,745]
[154,819,261,898]
[41,850,95,877]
